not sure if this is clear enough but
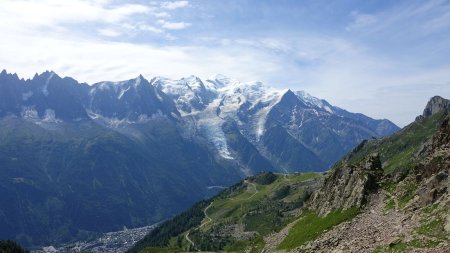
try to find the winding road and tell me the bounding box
[185,180,259,250]
[184,230,195,248]
[199,202,213,228]
[185,201,214,249]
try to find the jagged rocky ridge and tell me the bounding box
[0,70,399,247]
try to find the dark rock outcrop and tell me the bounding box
[422,96,450,118]
[415,113,450,206]
[307,154,383,215]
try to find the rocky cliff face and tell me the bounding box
[422,96,450,118]
[307,154,383,215]
[415,113,450,234]
[415,114,449,205]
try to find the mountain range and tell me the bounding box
[0,70,398,246]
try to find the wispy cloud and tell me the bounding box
[345,0,450,39]
[161,1,189,10]
[158,19,191,30]
[136,24,164,34]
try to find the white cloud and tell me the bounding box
[98,28,122,37]
[136,24,164,33]
[161,1,189,10]
[0,0,184,38]
[0,31,281,88]
[154,12,171,18]
[0,0,151,28]
[158,19,191,30]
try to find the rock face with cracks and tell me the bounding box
[422,96,450,118]
[307,154,383,216]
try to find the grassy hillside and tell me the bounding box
[128,172,322,253]
[277,208,359,250]
[343,111,446,174]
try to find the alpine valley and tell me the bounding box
[0,70,398,247]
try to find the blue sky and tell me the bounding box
[0,0,450,126]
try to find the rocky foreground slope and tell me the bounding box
[289,96,450,253]
[129,96,450,253]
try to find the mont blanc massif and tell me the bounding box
[1,70,449,252]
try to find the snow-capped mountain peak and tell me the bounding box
[295,90,334,113]
[205,74,239,89]
[135,74,146,85]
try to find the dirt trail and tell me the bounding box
[230,180,258,201]
[261,214,303,253]
[184,230,195,248]
[199,202,213,229]
[292,191,417,253]
[245,181,258,200]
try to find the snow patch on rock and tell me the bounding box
[21,107,62,129]
[42,72,54,96]
[41,109,61,123]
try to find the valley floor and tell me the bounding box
[32,224,156,253]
